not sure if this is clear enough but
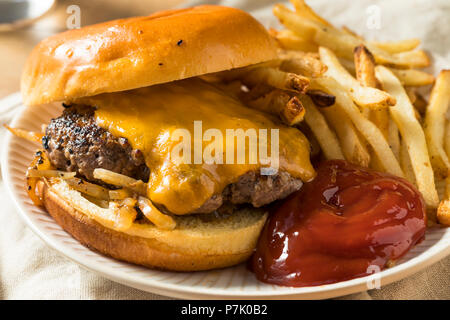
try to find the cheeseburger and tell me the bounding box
[19,5,315,271]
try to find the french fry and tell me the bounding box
[353,44,381,120]
[368,149,385,172]
[437,201,450,225]
[390,68,435,87]
[306,89,335,107]
[242,87,288,110]
[353,44,395,167]
[350,45,385,125]
[290,0,332,27]
[271,29,318,52]
[400,139,417,186]
[299,95,345,160]
[320,46,396,109]
[138,196,176,230]
[273,4,430,68]
[424,70,450,178]
[280,58,326,78]
[312,76,404,177]
[361,108,371,119]
[281,96,306,125]
[304,125,322,159]
[437,176,450,226]
[366,46,430,69]
[320,103,370,167]
[273,4,320,41]
[446,121,450,160]
[435,176,447,200]
[376,65,439,208]
[353,45,380,89]
[339,58,356,75]
[413,91,428,116]
[369,38,420,54]
[388,117,401,160]
[446,176,450,198]
[279,50,327,77]
[4,125,43,143]
[334,58,429,86]
[342,26,362,39]
[242,67,310,93]
[405,89,423,122]
[245,89,305,126]
[370,108,390,139]
[406,87,417,104]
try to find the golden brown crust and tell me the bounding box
[21,5,277,106]
[38,181,256,271]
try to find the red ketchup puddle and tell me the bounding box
[249,160,427,287]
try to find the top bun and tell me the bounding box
[21,5,277,106]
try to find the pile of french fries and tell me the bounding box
[212,0,450,226]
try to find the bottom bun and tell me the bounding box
[37,180,268,271]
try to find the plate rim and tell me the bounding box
[2,101,450,299]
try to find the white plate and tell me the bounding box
[2,101,450,299]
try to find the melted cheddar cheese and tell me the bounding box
[76,78,315,214]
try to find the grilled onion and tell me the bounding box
[93,168,147,195]
[138,196,176,230]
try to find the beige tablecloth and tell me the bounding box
[0,0,449,300]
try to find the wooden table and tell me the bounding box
[0,0,183,99]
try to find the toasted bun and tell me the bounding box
[37,180,267,271]
[21,5,277,106]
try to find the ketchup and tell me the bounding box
[250,160,426,287]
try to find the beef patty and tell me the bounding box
[44,105,303,213]
[44,105,149,182]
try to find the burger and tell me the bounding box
[19,5,315,271]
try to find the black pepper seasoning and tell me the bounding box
[42,136,49,150]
